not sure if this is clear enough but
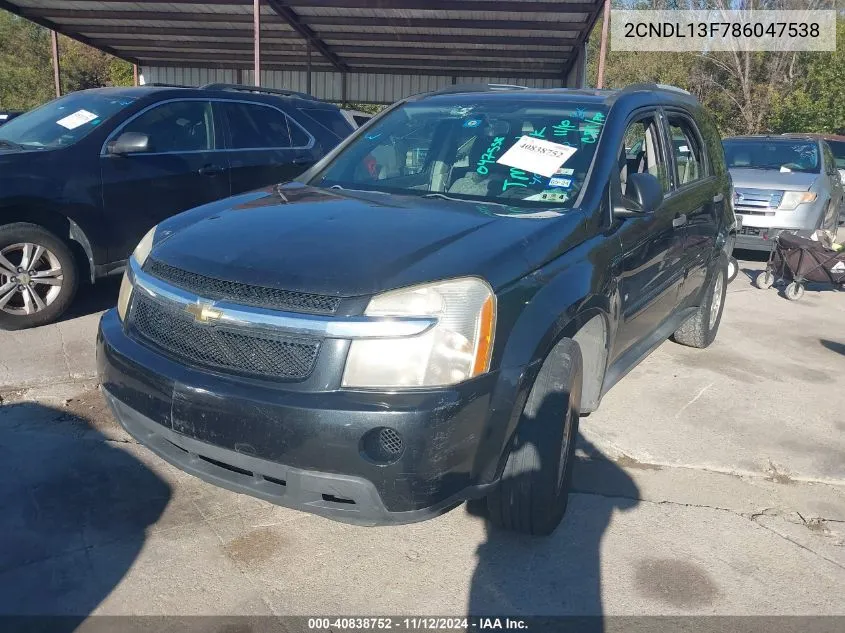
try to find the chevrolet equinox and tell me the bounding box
[98,84,736,535]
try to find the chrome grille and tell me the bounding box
[145,259,340,314]
[734,187,784,212]
[129,293,320,380]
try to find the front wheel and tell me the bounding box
[485,339,583,536]
[785,282,804,301]
[0,223,79,330]
[672,253,727,349]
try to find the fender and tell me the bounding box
[471,235,618,483]
[68,218,97,284]
[1,201,102,284]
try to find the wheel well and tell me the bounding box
[1,206,93,284]
[571,313,609,413]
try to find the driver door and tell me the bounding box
[100,99,230,261]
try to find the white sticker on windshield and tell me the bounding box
[496,136,577,178]
[56,109,98,130]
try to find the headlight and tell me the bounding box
[116,270,132,322]
[342,277,496,388]
[779,191,817,210]
[133,226,157,266]
[116,226,157,321]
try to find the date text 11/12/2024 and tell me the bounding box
[307,617,529,630]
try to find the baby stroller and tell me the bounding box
[755,232,845,300]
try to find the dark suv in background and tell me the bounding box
[99,83,735,536]
[0,83,352,329]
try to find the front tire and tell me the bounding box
[672,253,727,349]
[0,223,79,330]
[485,339,582,536]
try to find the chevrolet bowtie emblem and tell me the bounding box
[185,301,223,323]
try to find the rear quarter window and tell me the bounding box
[297,108,354,140]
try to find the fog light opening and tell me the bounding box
[361,427,405,465]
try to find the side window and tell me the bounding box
[287,116,312,148]
[822,144,837,176]
[619,114,669,201]
[297,108,354,140]
[122,100,213,153]
[224,102,292,149]
[667,115,705,186]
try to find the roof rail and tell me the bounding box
[622,83,693,97]
[201,83,320,101]
[426,83,529,97]
[143,82,192,88]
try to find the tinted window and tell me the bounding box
[122,100,213,153]
[224,102,292,149]
[288,117,312,147]
[312,98,609,208]
[0,92,137,149]
[619,115,669,198]
[826,140,845,170]
[722,139,820,174]
[668,116,705,185]
[298,108,353,139]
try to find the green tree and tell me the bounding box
[770,19,845,134]
[0,11,52,110]
[0,9,133,111]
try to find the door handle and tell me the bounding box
[292,155,312,166]
[198,164,224,176]
[713,193,724,203]
[672,214,688,228]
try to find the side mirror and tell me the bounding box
[615,172,664,217]
[107,132,150,156]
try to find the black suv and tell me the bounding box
[0,83,352,329]
[98,84,735,535]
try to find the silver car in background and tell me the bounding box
[723,135,844,251]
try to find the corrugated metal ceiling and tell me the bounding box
[0,0,602,79]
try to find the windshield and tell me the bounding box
[0,92,138,150]
[310,98,608,208]
[722,139,820,174]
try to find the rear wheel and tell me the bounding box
[485,339,582,536]
[0,223,78,330]
[672,253,727,349]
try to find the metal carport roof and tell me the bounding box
[0,0,602,84]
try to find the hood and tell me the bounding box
[728,168,818,191]
[152,183,586,297]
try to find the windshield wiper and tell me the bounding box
[421,192,510,208]
[329,184,390,195]
[0,139,26,151]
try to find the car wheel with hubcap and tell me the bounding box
[0,223,78,330]
[485,338,582,536]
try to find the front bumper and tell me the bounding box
[734,226,816,252]
[98,309,515,526]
